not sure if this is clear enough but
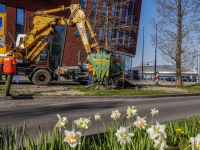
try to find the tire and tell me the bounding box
[32,69,51,86]
[28,77,32,82]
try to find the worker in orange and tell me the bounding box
[0,51,18,96]
[87,62,93,85]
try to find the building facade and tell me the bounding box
[0,0,142,67]
[132,65,198,79]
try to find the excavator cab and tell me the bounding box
[49,25,67,70]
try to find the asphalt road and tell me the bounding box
[0,96,200,141]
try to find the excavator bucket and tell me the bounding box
[87,49,123,87]
[87,51,111,84]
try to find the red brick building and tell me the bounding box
[0,0,142,68]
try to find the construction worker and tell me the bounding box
[87,62,93,85]
[0,51,18,96]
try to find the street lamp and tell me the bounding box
[197,52,200,82]
[146,24,158,81]
[147,62,154,65]
[155,24,157,82]
[147,62,155,80]
[142,27,144,80]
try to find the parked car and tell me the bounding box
[141,77,146,80]
[165,77,175,81]
[146,77,152,80]
[189,78,196,82]
[181,77,196,81]
[181,77,189,81]
[186,77,190,81]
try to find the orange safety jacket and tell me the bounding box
[88,63,93,72]
[1,56,17,74]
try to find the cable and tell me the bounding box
[6,29,15,45]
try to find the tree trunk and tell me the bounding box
[175,0,182,87]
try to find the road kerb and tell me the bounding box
[0,93,200,100]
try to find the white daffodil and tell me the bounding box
[146,121,167,140]
[63,129,82,148]
[74,117,91,131]
[189,133,200,150]
[126,106,137,117]
[115,126,134,145]
[153,139,168,150]
[111,110,121,120]
[55,114,68,131]
[133,116,147,129]
[74,117,86,130]
[151,108,159,116]
[84,117,92,129]
[94,113,101,121]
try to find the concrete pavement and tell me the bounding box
[128,79,197,85]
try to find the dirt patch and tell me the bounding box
[143,86,188,92]
[12,85,85,95]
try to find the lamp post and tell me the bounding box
[197,52,198,76]
[155,24,157,81]
[147,62,154,80]
[197,52,200,82]
[147,62,154,65]
[142,27,144,80]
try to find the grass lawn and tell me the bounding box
[64,84,200,96]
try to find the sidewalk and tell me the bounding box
[128,79,196,86]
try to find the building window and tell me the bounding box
[80,0,87,8]
[75,0,87,37]
[116,0,124,43]
[108,0,117,42]
[16,7,25,37]
[122,0,131,45]
[128,0,136,47]
[125,55,130,71]
[90,0,98,22]
[0,3,6,13]
[98,1,107,40]
[88,0,99,38]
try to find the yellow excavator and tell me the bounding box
[0,4,123,87]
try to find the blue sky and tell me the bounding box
[132,0,170,67]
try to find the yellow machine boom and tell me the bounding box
[16,4,99,62]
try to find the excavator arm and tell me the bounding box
[68,4,100,53]
[16,4,99,62]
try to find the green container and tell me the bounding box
[87,50,110,84]
[87,49,123,85]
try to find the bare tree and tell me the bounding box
[151,0,200,86]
